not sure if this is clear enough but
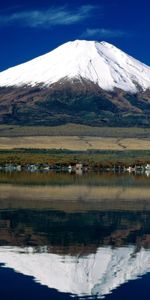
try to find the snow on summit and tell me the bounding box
[0,40,150,92]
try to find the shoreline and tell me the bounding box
[0,149,149,170]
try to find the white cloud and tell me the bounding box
[0,5,96,28]
[82,28,128,39]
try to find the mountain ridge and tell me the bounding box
[0,40,150,127]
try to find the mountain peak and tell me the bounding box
[0,39,150,93]
[100,41,113,47]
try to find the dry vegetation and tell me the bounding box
[0,136,150,151]
[0,125,149,166]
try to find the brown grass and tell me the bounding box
[0,136,150,150]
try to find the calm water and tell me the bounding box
[0,171,150,299]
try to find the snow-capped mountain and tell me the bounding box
[1,40,150,126]
[0,40,150,93]
[0,246,150,298]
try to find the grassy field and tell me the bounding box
[0,124,149,166]
[0,124,149,138]
[0,136,150,151]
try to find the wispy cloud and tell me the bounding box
[0,5,97,28]
[81,28,129,39]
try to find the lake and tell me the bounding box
[0,171,150,299]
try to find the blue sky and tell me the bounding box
[0,0,150,70]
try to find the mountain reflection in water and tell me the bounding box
[0,245,150,299]
[0,172,149,299]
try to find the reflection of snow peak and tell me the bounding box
[0,246,150,298]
